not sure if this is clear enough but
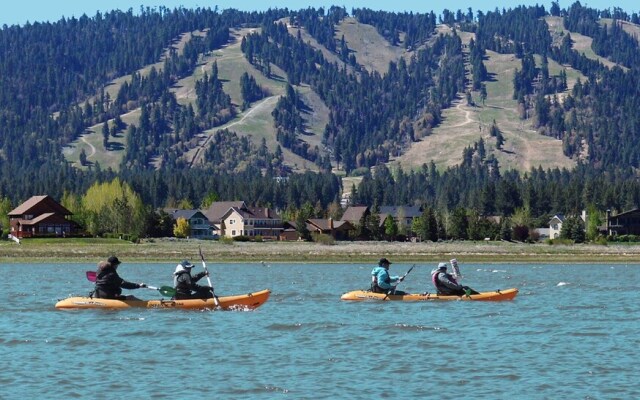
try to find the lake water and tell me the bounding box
[0,261,638,399]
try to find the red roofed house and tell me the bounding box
[8,195,81,238]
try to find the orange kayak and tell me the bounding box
[55,289,270,310]
[340,288,518,302]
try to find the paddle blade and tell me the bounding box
[86,271,97,282]
[158,286,176,297]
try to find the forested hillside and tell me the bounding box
[2,2,640,239]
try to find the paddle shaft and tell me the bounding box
[384,264,415,299]
[199,247,220,307]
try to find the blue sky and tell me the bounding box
[1,1,638,27]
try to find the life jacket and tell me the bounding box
[94,267,122,298]
[432,270,458,293]
[174,267,194,294]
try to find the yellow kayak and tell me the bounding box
[340,288,518,302]
[55,289,270,310]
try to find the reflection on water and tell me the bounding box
[0,262,639,399]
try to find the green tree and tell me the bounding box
[449,207,469,240]
[511,207,532,242]
[367,203,382,240]
[102,121,109,149]
[295,212,311,241]
[585,205,602,241]
[0,196,12,232]
[200,192,219,209]
[173,217,191,238]
[479,83,487,105]
[177,198,194,209]
[81,178,147,237]
[499,217,512,241]
[412,215,425,241]
[560,216,585,243]
[384,215,398,241]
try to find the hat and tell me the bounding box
[180,259,194,268]
[437,262,447,270]
[108,256,121,266]
[379,258,392,266]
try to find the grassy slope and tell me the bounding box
[600,18,640,44]
[62,16,632,177]
[183,27,325,173]
[545,16,623,70]
[393,25,577,173]
[336,17,408,75]
[63,32,196,171]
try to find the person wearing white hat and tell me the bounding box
[172,259,212,300]
[431,262,478,296]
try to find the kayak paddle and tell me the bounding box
[199,246,220,307]
[384,264,415,299]
[85,270,176,297]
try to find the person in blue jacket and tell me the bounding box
[371,258,404,294]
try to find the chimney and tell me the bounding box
[329,217,334,230]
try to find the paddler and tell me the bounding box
[93,256,147,300]
[431,262,479,296]
[371,258,405,295]
[172,259,213,300]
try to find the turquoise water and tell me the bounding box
[1,262,638,399]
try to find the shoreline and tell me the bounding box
[2,239,640,263]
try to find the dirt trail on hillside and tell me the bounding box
[188,95,280,167]
[80,135,97,159]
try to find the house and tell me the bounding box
[203,201,246,236]
[605,208,640,236]
[341,205,370,226]
[8,195,81,238]
[166,209,213,239]
[379,205,422,233]
[549,211,586,239]
[280,221,301,241]
[549,214,565,239]
[220,205,282,239]
[306,218,354,240]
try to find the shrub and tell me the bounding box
[220,237,234,245]
[311,233,335,245]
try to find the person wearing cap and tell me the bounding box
[431,262,478,296]
[173,260,213,300]
[93,256,147,300]
[370,258,405,294]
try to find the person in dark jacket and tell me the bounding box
[431,262,478,296]
[371,258,405,295]
[94,256,146,300]
[173,259,213,300]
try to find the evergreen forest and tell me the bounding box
[2,2,640,241]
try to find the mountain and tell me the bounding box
[1,3,640,212]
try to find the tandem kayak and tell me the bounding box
[55,289,270,310]
[340,288,518,302]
